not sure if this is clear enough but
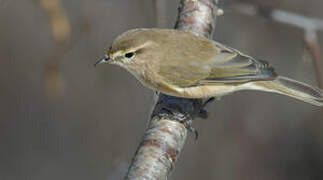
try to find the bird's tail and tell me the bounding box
[244,76,323,106]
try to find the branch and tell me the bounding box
[231,2,323,88]
[124,0,222,179]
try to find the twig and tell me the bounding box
[269,9,323,89]
[39,0,93,97]
[124,0,221,179]
[39,0,71,97]
[231,2,323,88]
[304,30,323,89]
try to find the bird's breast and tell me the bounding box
[131,69,241,98]
[127,63,242,98]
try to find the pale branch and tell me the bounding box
[231,2,323,88]
[124,0,221,179]
[230,2,323,31]
[270,10,323,30]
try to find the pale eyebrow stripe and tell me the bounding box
[127,41,157,53]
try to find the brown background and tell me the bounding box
[0,0,323,179]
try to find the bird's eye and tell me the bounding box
[125,52,135,58]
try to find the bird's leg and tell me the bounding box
[203,97,216,106]
[198,109,208,119]
[198,97,215,119]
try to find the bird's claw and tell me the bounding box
[160,106,198,140]
[184,122,199,141]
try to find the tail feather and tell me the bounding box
[246,76,323,106]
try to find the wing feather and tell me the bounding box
[157,31,277,87]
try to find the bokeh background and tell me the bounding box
[1,0,323,179]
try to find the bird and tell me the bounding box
[95,28,323,107]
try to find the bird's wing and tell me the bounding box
[158,34,277,87]
[198,41,277,85]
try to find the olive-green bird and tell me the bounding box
[95,28,323,106]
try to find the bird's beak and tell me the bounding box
[94,57,110,67]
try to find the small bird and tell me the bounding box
[95,28,323,106]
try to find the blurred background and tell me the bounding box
[1,0,323,179]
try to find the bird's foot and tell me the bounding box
[182,121,199,141]
[198,97,215,119]
[160,106,198,140]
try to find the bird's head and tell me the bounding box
[95,29,161,69]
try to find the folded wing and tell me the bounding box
[159,39,277,87]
